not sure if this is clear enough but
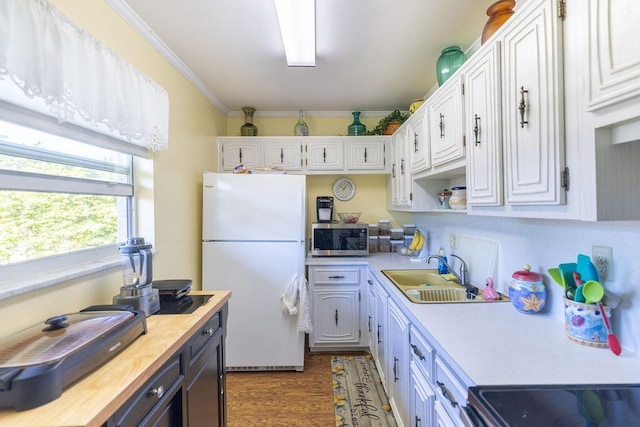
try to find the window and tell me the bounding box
[0,119,133,266]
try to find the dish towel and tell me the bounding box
[280,276,312,334]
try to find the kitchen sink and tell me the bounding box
[381,269,509,304]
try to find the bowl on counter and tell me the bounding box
[337,212,362,223]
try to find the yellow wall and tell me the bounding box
[226,114,383,137]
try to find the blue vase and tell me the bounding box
[436,46,466,86]
[348,111,366,136]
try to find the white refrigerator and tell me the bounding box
[201,172,306,371]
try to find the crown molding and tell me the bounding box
[105,0,229,115]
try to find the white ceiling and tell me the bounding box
[110,0,497,115]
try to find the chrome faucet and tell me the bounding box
[427,254,469,287]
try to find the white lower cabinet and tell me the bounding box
[372,275,389,385]
[434,356,468,426]
[410,362,435,427]
[387,299,410,426]
[308,265,367,351]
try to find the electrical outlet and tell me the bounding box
[592,246,613,282]
[450,233,457,249]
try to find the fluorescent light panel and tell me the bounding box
[274,0,315,67]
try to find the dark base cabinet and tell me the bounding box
[104,303,227,427]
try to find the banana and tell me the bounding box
[409,230,420,251]
[414,231,425,251]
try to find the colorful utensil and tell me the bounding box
[597,301,622,356]
[582,280,605,304]
[559,263,577,288]
[578,253,599,282]
[573,272,585,303]
[547,268,563,287]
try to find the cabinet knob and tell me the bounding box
[149,385,165,400]
[203,328,214,336]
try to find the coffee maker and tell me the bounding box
[316,196,334,223]
[113,237,160,316]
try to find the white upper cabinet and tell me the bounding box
[345,136,387,171]
[429,75,466,168]
[389,130,412,208]
[501,0,566,205]
[407,107,431,174]
[465,43,503,206]
[218,139,261,171]
[263,140,303,171]
[588,0,640,113]
[305,139,344,171]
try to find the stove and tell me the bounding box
[466,384,640,426]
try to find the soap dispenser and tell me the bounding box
[437,247,449,274]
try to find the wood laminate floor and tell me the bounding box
[225,351,342,426]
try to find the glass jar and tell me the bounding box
[293,110,309,136]
[437,189,452,209]
[449,186,467,210]
[436,46,467,86]
[240,107,258,136]
[348,111,366,136]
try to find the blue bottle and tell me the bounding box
[437,247,449,274]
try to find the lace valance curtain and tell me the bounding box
[0,0,169,151]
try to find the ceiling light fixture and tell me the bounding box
[274,0,316,67]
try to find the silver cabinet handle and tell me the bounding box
[439,113,445,138]
[149,385,164,400]
[238,148,243,163]
[436,380,458,408]
[473,114,481,146]
[328,275,345,279]
[518,86,529,128]
[410,344,425,361]
[393,357,399,382]
[414,132,418,153]
[335,309,338,326]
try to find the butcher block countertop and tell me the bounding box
[0,290,231,427]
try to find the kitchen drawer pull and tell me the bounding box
[439,113,445,138]
[238,148,243,163]
[518,86,529,128]
[393,357,399,382]
[280,148,284,163]
[410,344,425,361]
[400,158,405,175]
[364,147,368,162]
[414,132,418,153]
[436,380,458,408]
[368,315,372,333]
[203,327,214,337]
[335,309,338,326]
[323,147,327,162]
[149,385,165,400]
[473,114,481,146]
[392,163,396,178]
[328,275,345,279]
[415,415,421,427]
[377,324,382,344]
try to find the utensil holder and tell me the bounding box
[564,298,612,348]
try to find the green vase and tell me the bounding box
[240,107,258,136]
[436,46,466,86]
[348,111,366,136]
[293,110,309,136]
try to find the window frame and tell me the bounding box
[0,102,147,301]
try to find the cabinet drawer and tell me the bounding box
[113,354,183,427]
[311,268,360,285]
[409,325,435,381]
[434,356,467,421]
[188,312,222,361]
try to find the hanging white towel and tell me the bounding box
[297,277,312,334]
[281,276,298,315]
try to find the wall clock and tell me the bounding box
[333,177,356,201]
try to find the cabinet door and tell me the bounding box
[430,75,465,167]
[390,131,412,207]
[218,139,261,171]
[466,43,503,206]
[373,280,389,385]
[501,0,565,205]
[588,0,640,111]
[346,137,387,171]
[263,141,303,171]
[410,363,435,427]
[366,276,376,356]
[306,140,344,171]
[408,109,431,174]
[387,299,410,426]
[311,288,360,345]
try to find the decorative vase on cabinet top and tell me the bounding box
[347,111,366,136]
[509,264,546,314]
[294,110,309,136]
[240,106,258,136]
[436,46,466,86]
[481,0,516,44]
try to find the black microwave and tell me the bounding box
[311,223,369,257]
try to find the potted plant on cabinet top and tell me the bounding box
[365,109,409,135]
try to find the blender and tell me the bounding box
[113,237,160,316]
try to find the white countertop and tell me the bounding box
[307,253,640,387]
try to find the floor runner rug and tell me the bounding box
[331,354,398,427]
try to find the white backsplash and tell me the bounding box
[412,213,640,355]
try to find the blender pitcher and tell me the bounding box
[118,237,153,287]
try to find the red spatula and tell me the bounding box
[597,302,621,356]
